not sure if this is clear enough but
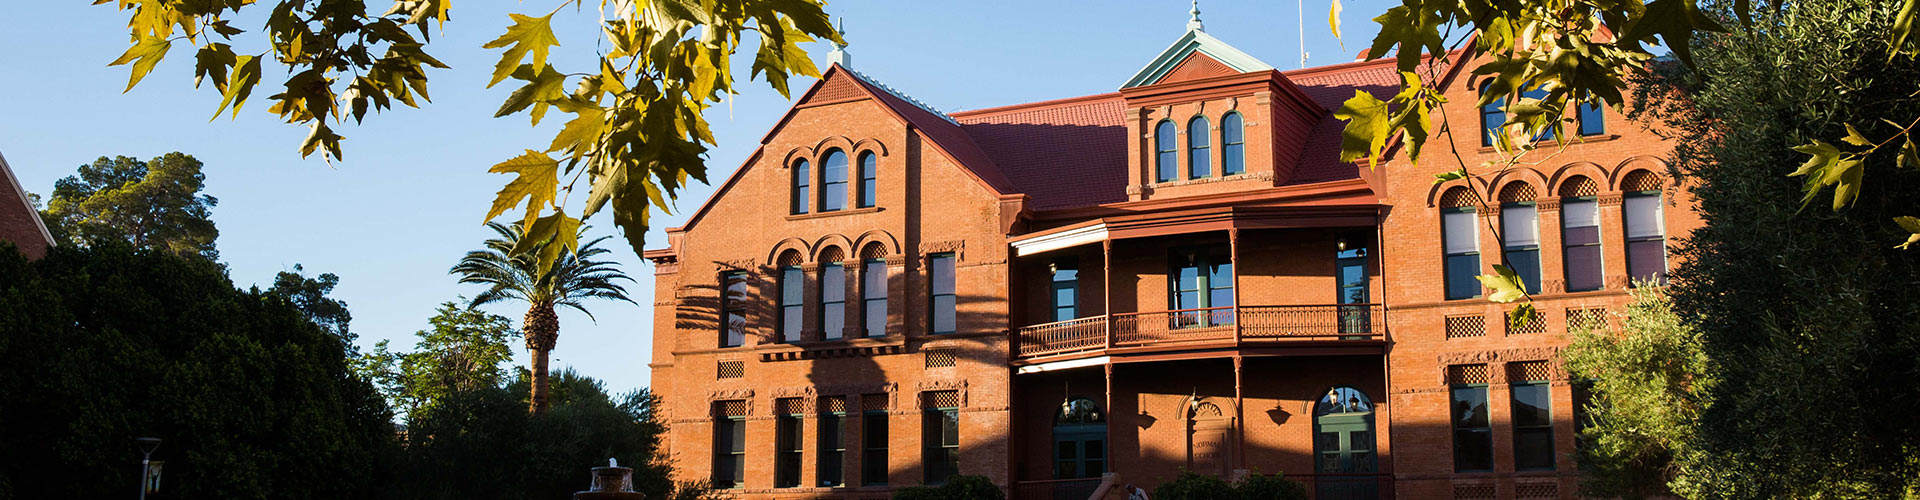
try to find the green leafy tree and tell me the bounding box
[95,0,839,271]
[1562,286,1714,499]
[42,152,219,261]
[451,222,634,415]
[0,242,398,500]
[357,301,517,417]
[265,263,355,350]
[1619,0,1920,495]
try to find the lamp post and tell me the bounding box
[135,437,161,500]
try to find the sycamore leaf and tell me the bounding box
[110,36,172,92]
[1893,0,1920,58]
[1477,265,1529,303]
[1788,139,1867,210]
[511,211,583,277]
[1899,137,1919,170]
[1896,216,1920,250]
[1506,303,1538,333]
[1434,168,1469,184]
[1328,0,1344,49]
[298,122,344,161]
[485,150,560,227]
[548,105,607,155]
[1334,90,1391,169]
[1621,0,1727,67]
[494,64,568,125]
[481,13,560,88]
[212,54,262,120]
[1842,123,1872,147]
[193,43,236,90]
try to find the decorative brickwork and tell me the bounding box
[921,390,960,409]
[924,348,957,368]
[860,392,889,412]
[717,360,744,379]
[1447,364,1490,385]
[1453,483,1496,499]
[775,397,805,416]
[1568,307,1609,331]
[1622,169,1666,192]
[1498,182,1538,202]
[713,400,748,418]
[1559,175,1600,197]
[1515,482,1558,499]
[1507,360,1553,382]
[1446,314,1487,339]
[1505,310,1547,335]
[818,396,848,414]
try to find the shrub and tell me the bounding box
[1152,470,1308,500]
[892,474,1004,500]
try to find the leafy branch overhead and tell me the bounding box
[96,0,841,271]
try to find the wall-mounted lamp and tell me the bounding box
[1336,238,1348,252]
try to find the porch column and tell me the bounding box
[1103,240,1115,349]
[1234,355,1246,468]
[1228,228,1242,344]
[1105,362,1115,474]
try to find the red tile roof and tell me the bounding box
[944,58,1405,212]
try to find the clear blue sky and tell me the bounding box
[0,0,1393,393]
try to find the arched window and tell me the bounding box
[1479,82,1504,147]
[818,246,846,341]
[1155,120,1178,183]
[1053,397,1106,479]
[1315,387,1377,474]
[1622,170,1667,285]
[1221,112,1245,175]
[1498,183,1541,294]
[1441,187,1482,300]
[1559,176,1603,292]
[776,250,805,342]
[791,159,810,214]
[1188,116,1211,179]
[857,152,878,208]
[821,149,848,212]
[860,243,888,338]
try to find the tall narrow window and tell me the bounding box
[1336,246,1370,335]
[821,149,848,212]
[1511,363,1555,470]
[923,391,961,485]
[1188,116,1211,178]
[1170,246,1233,326]
[1051,259,1078,323]
[779,265,803,342]
[861,397,890,486]
[857,152,878,208]
[1500,184,1542,294]
[1624,175,1667,285]
[863,258,887,337]
[929,253,956,334]
[1479,82,1505,147]
[1442,188,1482,300]
[791,159,810,214]
[1053,397,1107,479]
[1523,85,1558,141]
[1577,96,1606,136]
[1221,112,1245,175]
[713,402,747,489]
[1155,120,1178,183]
[720,271,747,348]
[819,399,847,486]
[775,400,804,487]
[1561,177,1603,292]
[1449,365,1494,472]
[821,262,846,341]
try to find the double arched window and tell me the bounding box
[792,148,879,213]
[1188,116,1211,179]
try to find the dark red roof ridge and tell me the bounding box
[950,92,1125,120]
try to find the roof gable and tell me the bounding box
[1122,29,1275,89]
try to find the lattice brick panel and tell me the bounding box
[1516,482,1558,499]
[810,74,863,102]
[920,390,959,410]
[1560,176,1600,197]
[1506,310,1547,335]
[776,249,805,267]
[1453,484,1496,500]
[1568,307,1609,331]
[924,348,957,368]
[1622,170,1666,192]
[1441,186,1483,208]
[713,400,748,418]
[1448,364,1491,385]
[818,245,846,264]
[775,397,805,416]
[1499,182,1538,202]
[861,393,890,411]
[1508,360,1553,382]
[859,242,889,260]
[1446,315,1487,339]
[819,396,848,414]
[717,360,744,379]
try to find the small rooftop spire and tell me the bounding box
[1187,0,1205,32]
[828,18,851,67]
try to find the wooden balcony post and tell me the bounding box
[1229,228,1243,345]
[1233,355,1246,468]
[1103,239,1115,350]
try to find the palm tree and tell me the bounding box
[451,221,635,414]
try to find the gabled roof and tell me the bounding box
[1122,29,1276,89]
[0,151,55,256]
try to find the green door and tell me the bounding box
[1315,387,1380,500]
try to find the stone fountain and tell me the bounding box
[573,458,644,500]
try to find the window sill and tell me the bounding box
[1476,133,1621,154]
[787,206,882,221]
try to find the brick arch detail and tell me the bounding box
[811,234,855,262]
[1546,161,1609,196]
[1609,155,1670,190]
[850,138,890,158]
[1486,167,1548,203]
[853,229,901,258]
[1424,176,1491,208]
[767,238,812,266]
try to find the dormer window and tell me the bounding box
[1155,120,1178,183]
[1221,112,1244,175]
[791,159,811,214]
[821,149,849,212]
[1188,116,1211,179]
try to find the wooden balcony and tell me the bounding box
[1015,304,1388,362]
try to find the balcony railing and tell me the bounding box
[1015,304,1387,360]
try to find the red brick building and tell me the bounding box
[644,18,1699,500]
[0,151,54,259]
